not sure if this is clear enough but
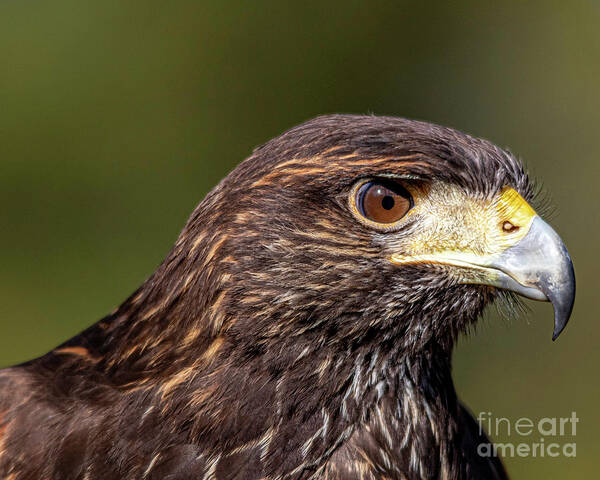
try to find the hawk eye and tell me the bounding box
[355,180,413,224]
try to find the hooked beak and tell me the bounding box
[474,216,575,340]
[390,187,575,340]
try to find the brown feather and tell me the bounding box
[0,115,524,479]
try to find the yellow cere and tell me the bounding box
[494,186,537,242]
[389,183,539,266]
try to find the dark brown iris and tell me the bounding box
[356,180,413,224]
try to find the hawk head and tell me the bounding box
[165,114,574,359]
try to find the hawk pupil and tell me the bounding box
[382,195,395,210]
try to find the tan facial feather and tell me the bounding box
[394,183,537,260]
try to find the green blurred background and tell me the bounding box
[0,1,597,477]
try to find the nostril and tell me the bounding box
[502,221,519,233]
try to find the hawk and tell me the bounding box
[0,115,575,479]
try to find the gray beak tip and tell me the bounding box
[549,260,576,342]
[552,325,564,342]
[541,245,576,341]
[552,319,568,341]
